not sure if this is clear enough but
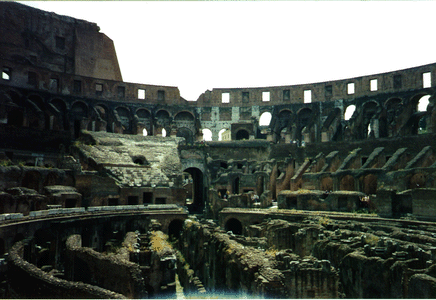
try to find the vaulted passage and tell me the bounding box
[184,167,204,213]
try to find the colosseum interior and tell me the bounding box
[1,2,436,299]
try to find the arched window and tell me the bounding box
[218,128,227,141]
[417,95,430,112]
[344,105,356,120]
[259,112,272,126]
[202,128,212,141]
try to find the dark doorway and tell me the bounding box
[128,196,139,205]
[184,167,204,213]
[155,197,166,204]
[168,219,184,239]
[232,177,240,194]
[236,129,249,140]
[143,192,153,204]
[65,198,76,208]
[225,218,243,235]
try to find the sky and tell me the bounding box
[19,1,436,101]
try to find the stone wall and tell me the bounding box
[7,239,125,299]
[65,234,145,298]
[177,218,339,298]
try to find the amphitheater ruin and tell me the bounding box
[1,2,436,298]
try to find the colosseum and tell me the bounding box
[1,2,436,299]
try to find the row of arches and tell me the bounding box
[1,89,200,143]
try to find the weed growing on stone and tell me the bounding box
[318,216,332,226]
[0,160,12,167]
[364,234,379,246]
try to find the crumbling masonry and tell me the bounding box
[1,2,436,298]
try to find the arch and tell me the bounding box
[297,108,313,142]
[344,105,356,121]
[409,173,426,189]
[5,89,24,106]
[202,128,212,141]
[94,104,108,121]
[28,94,45,111]
[383,98,403,136]
[50,98,69,130]
[115,106,131,132]
[235,129,249,140]
[51,98,67,112]
[259,111,272,126]
[155,110,171,136]
[407,94,431,135]
[320,177,333,191]
[168,219,185,239]
[362,174,377,195]
[174,111,195,121]
[225,218,243,235]
[340,175,355,191]
[417,95,430,112]
[136,108,152,135]
[27,94,45,129]
[136,108,151,119]
[361,101,379,138]
[177,127,194,144]
[71,101,88,118]
[184,167,204,213]
[218,128,227,141]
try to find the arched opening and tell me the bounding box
[344,105,356,121]
[202,128,212,141]
[362,101,379,139]
[259,112,272,126]
[416,95,430,135]
[218,128,227,141]
[385,98,402,137]
[409,173,426,189]
[184,167,204,213]
[168,219,185,239]
[417,95,430,112]
[340,175,355,191]
[162,128,167,137]
[225,218,243,235]
[116,106,131,133]
[72,101,88,138]
[297,108,313,142]
[142,128,148,136]
[232,177,240,194]
[235,129,249,140]
[177,127,194,144]
[320,177,333,192]
[51,98,69,130]
[136,108,152,135]
[362,174,377,195]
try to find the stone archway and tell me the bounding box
[235,129,249,140]
[340,175,355,191]
[225,218,243,235]
[183,167,204,213]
